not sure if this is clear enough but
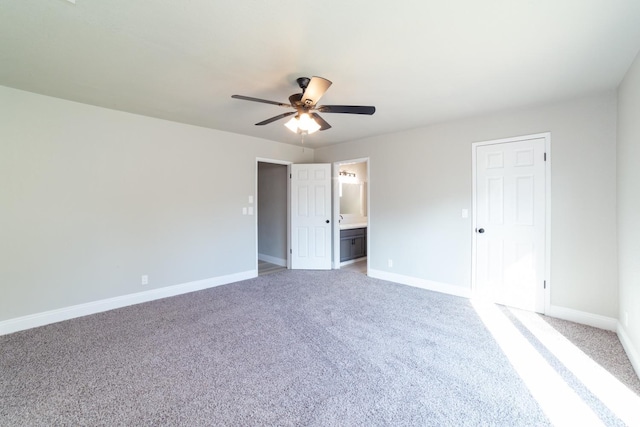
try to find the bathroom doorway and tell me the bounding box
[333,158,369,274]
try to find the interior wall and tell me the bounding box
[257,162,287,264]
[0,83,623,326]
[617,51,640,367]
[315,91,618,317]
[0,86,313,322]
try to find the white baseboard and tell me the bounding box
[545,305,618,331]
[258,253,287,267]
[368,269,471,299]
[0,270,257,336]
[618,324,640,379]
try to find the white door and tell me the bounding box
[291,164,332,270]
[474,137,546,312]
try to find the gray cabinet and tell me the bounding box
[340,228,366,262]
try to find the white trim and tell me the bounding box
[545,304,617,331]
[618,324,640,378]
[0,270,256,336]
[258,253,287,267]
[544,135,552,314]
[256,157,293,166]
[368,269,472,299]
[471,132,551,314]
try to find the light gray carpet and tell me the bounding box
[0,270,637,426]
[537,315,640,395]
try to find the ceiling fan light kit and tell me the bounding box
[231,76,376,137]
[285,113,321,135]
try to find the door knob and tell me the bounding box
[326,220,330,224]
[477,228,485,234]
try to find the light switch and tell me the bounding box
[248,196,254,204]
[248,207,254,215]
[461,209,469,219]
[242,207,247,215]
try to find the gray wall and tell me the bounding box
[618,52,640,363]
[0,84,625,329]
[315,91,619,317]
[0,86,312,322]
[257,162,287,263]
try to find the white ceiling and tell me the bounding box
[2,1,640,148]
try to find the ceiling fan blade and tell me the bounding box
[311,113,332,131]
[255,111,296,126]
[317,105,376,115]
[300,76,332,107]
[232,95,290,108]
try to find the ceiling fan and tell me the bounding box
[231,76,375,135]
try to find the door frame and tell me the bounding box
[471,132,551,313]
[255,158,293,271]
[332,157,370,271]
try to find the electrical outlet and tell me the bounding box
[388,259,393,268]
[141,275,149,286]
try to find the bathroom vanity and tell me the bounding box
[339,226,367,262]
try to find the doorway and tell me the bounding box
[472,133,550,313]
[257,160,289,275]
[333,158,370,274]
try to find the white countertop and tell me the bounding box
[339,222,368,230]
